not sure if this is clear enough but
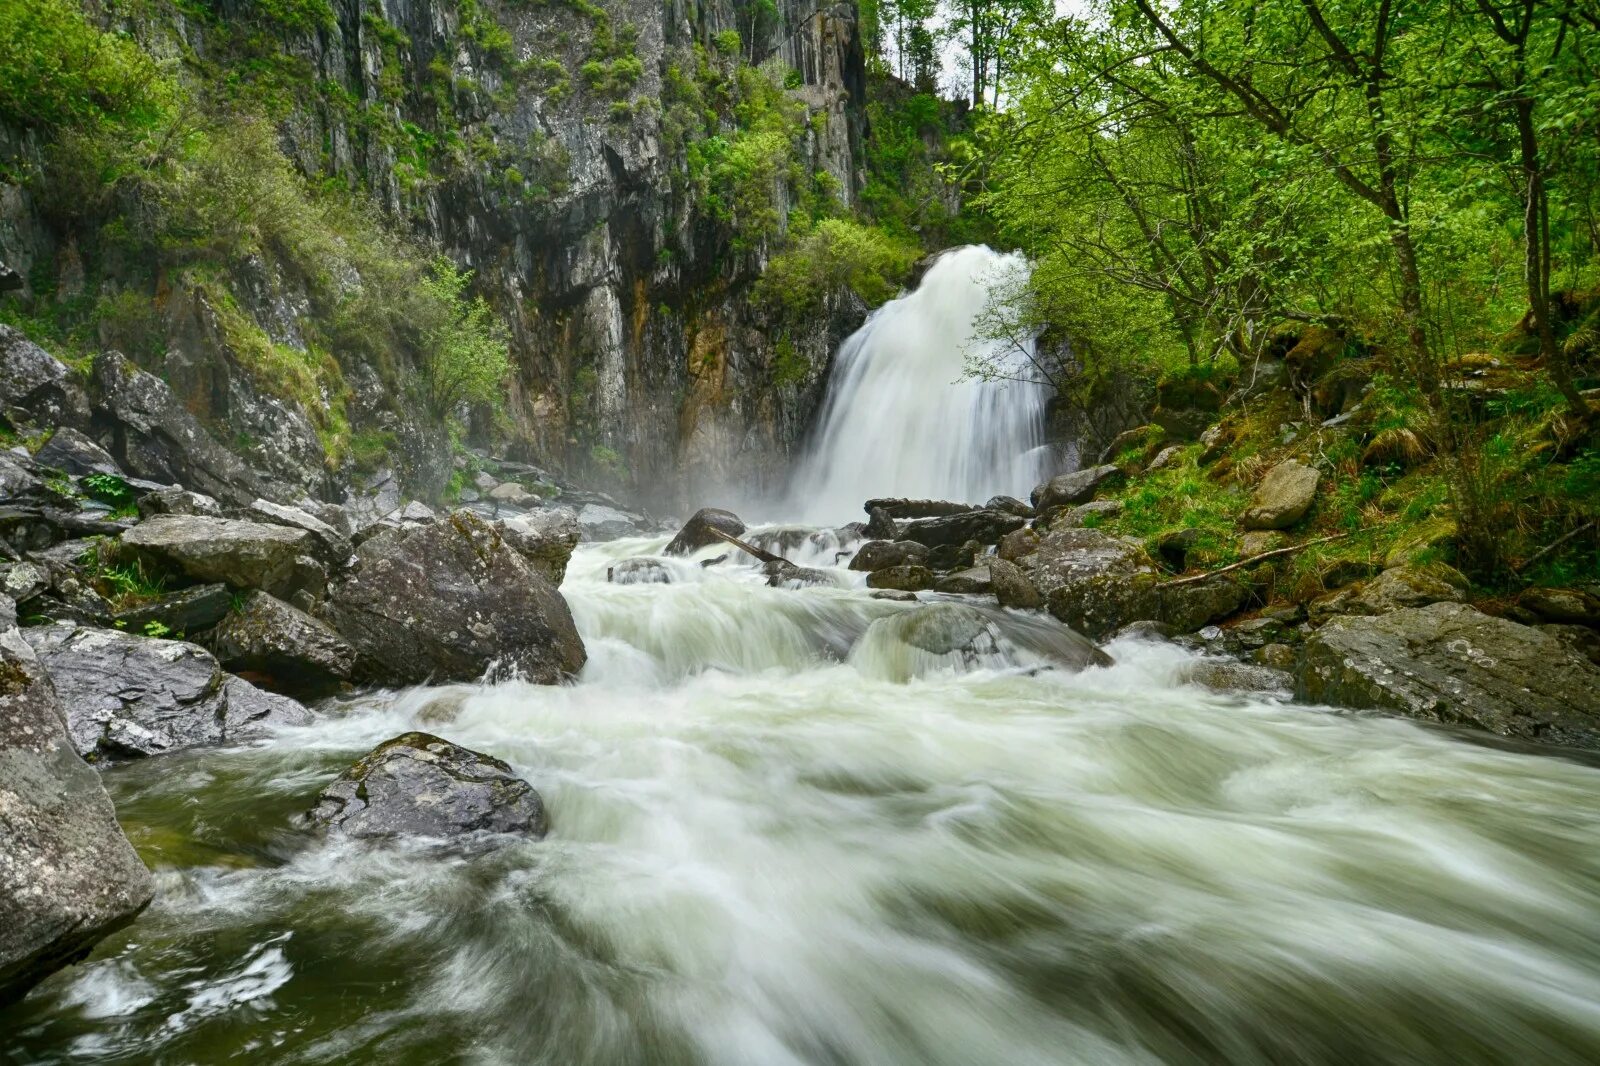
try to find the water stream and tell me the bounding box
[7,252,1600,1063]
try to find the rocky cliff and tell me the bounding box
[1,0,878,511]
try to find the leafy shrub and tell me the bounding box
[414,261,511,421]
[755,219,919,316]
[0,0,173,130]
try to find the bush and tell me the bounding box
[414,261,511,421]
[755,219,919,316]
[0,0,173,130]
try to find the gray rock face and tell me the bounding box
[1240,460,1321,530]
[112,583,234,636]
[1032,465,1123,511]
[1308,564,1467,623]
[500,508,580,585]
[306,732,547,841]
[1297,602,1600,748]
[1181,659,1293,695]
[0,620,153,1006]
[34,428,121,476]
[664,507,745,556]
[897,509,1026,548]
[21,624,311,761]
[934,565,993,595]
[989,557,1043,609]
[209,591,355,698]
[121,514,324,600]
[0,324,91,431]
[577,504,638,542]
[136,486,222,519]
[246,499,353,567]
[321,511,585,686]
[848,539,930,572]
[91,352,270,506]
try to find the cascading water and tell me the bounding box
[788,246,1053,522]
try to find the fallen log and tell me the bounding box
[707,526,791,566]
[1163,533,1351,587]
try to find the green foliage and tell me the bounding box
[414,261,512,421]
[82,472,136,512]
[0,0,173,131]
[756,219,920,316]
[142,620,172,639]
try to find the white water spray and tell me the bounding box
[788,246,1053,522]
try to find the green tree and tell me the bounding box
[414,261,512,420]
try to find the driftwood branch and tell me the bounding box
[708,526,790,566]
[1163,532,1351,586]
[1514,520,1597,576]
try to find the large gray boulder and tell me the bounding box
[664,507,744,556]
[321,511,586,686]
[22,624,312,761]
[306,732,547,840]
[1240,460,1320,530]
[245,498,353,567]
[576,503,637,542]
[0,618,153,1006]
[1297,602,1600,749]
[0,324,92,431]
[848,539,929,572]
[1308,564,1467,623]
[500,507,580,584]
[863,498,973,519]
[896,509,1026,548]
[1031,465,1123,511]
[208,591,355,698]
[91,351,269,507]
[34,428,122,477]
[122,513,325,600]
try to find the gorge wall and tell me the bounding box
[0,0,880,511]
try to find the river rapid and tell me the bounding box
[6,529,1600,1064]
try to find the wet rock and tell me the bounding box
[306,732,547,841]
[246,499,353,567]
[91,351,269,507]
[577,504,638,542]
[22,623,311,760]
[209,591,355,698]
[984,495,1035,518]
[609,557,673,584]
[869,589,918,602]
[889,602,1109,672]
[664,507,745,556]
[1,561,50,604]
[1159,575,1252,634]
[0,324,92,431]
[34,428,121,477]
[926,540,980,571]
[136,486,223,519]
[863,506,898,540]
[1297,602,1600,749]
[848,539,929,572]
[1518,586,1600,626]
[488,482,538,507]
[897,509,1025,548]
[864,498,973,518]
[1253,643,1300,671]
[1116,619,1174,642]
[867,564,935,592]
[122,514,325,600]
[989,557,1042,609]
[764,560,835,589]
[1154,528,1199,571]
[321,511,585,686]
[1032,465,1123,511]
[0,616,153,1006]
[1051,499,1125,529]
[1240,460,1320,530]
[1181,659,1293,696]
[500,508,580,585]
[112,583,233,636]
[934,565,992,595]
[1308,564,1467,623]
[996,527,1040,562]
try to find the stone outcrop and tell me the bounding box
[306,732,547,841]
[122,513,325,601]
[866,564,935,591]
[0,324,91,432]
[664,507,745,556]
[1031,465,1123,512]
[896,509,1025,548]
[1297,602,1600,749]
[0,615,153,1006]
[208,591,356,698]
[321,511,585,685]
[1240,460,1320,530]
[848,539,929,572]
[499,508,580,585]
[22,624,312,761]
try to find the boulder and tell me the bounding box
[989,557,1043,609]
[246,499,353,566]
[1154,527,1200,570]
[91,351,269,507]
[926,540,980,571]
[1145,445,1184,472]
[1158,575,1252,634]
[1518,586,1600,626]
[0,324,92,431]
[209,591,355,698]
[887,603,1110,672]
[864,498,973,519]
[934,566,992,595]
[984,495,1035,518]
[487,482,538,507]
[996,527,1040,562]
[500,508,580,585]
[122,514,325,600]
[321,511,585,686]
[306,732,547,841]
[112,583,233,636]
[1031,465,1123,511]
[1239,460,1320,530]
[869,589,918,602]
[1297,602,1600,749]
[1308,564,1467,623]
[863,507,898,540]
[849,539,929,572]
[34,428,121,477]
[866,565,935,592]
[576,504,637,542]
[897,509,1025,548]
[1181,659,1293,696]
[22,624,311,761]
[609,557,673,584]
[0,617,153,1006]
[664,507,745,556]
[0,451,47,502]
[136,486,222,519]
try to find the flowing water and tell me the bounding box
[787,246,1052,520]
[8,252,1600,1064]
[6,535,1600,1065]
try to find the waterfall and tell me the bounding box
[787,246,1054,523]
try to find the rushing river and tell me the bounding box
[6,531,1600,1064]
